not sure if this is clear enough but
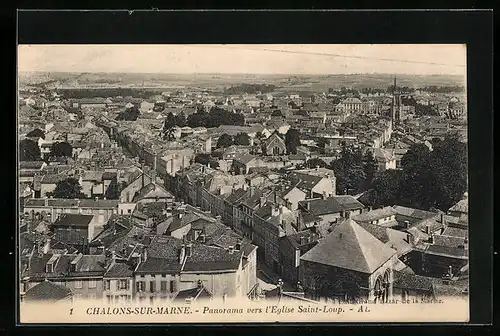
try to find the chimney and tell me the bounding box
[200,234,206,243]
[197,279,203,289]
[406,233,413,245]
[44,198,49,207]
[259,196,266,207]
[404,220,410,229]
[141,163,145,188]
[228,245,234,254]
[428,234,434,244]
[322,191,327,200]
[235,239,242,251]
[440,213,445,225]
[142,248,148,262]
[179,244,186,263]
[178,212,183,219]
[250,187,255,197]
[310,222,318,233]
[425,224,431,235]
[299,236,306,245]
[271,206,279,217]
[305,202,311,211]
[186,243,193,257]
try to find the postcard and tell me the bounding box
[18,43,469,324]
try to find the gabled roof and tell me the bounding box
[24,280,73,302]
[300,219,396,274]
[132,183,174,203]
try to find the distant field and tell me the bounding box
[18,72,466,92]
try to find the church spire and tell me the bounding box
[393,76,397,91]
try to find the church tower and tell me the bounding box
[392,76,402,125]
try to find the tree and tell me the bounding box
[285,129,301,154]
[116,105,140,121]
[50,142,73,158]
[216,134,234,149]
[362,150,378,188]
[271,110,283,117]
[19,139,41,161]
[234,132,250,146]
[26,128,45,139]
[425,134,467,211]
[370,169,406,208]
[46,177,86,199]
[305,158,328,169]
[330,145,366,194]
[194,153,211,166]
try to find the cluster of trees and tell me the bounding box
[20,139,41,161]
[46,177,86,199]
[19,139,74,162]
[328,87,360,96]
[216,133,251,148]
[330,146,378,195]
[50,142,73,158]
[224,84,276,95]
[58,88,163,99]
[369,134,467,212]
[284,129,301,154]
[193,153,220,169]
[418,85,465,93]
[186,106,245,128]
[115,105,140,121]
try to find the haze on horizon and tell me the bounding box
[18,44,466,77]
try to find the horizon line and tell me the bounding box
[18,70,465,76]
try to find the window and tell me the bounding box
[105,280,111,290]
[127,209,131,214]
[169,280,176,293]
[161,281,167,292]
[74,280,83,289]
[106,295,112,304]
[150,281,156,293]
[136,281,145,292]
[149,297,154,305]
[118,279,129,290]
[402,290,408,301]
[88,293,97,300]
[88,279,97,288]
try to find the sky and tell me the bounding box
[18,44,467,76]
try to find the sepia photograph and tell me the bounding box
[17,44,470,323]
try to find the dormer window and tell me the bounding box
[45,263,54,273]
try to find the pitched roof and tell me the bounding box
[174,285,213,301]
[300,219,396,274]
[135,236,183,274]
[132,183,174,203]
[20,161,45,170]
[24,280,73,302]
[352,207,397,223]
[299,196,364,216]
[393,271,434,291]
[448,198,468,214]
[53,214,94,228]
[104,262,134,278]
[183,244,243,272]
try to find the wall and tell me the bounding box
[134,273,180,304]
[180,267,242,298]
[300,259,371,302]
[103,277,134,303]
[311,178,334,198]
[40,183,57,198]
